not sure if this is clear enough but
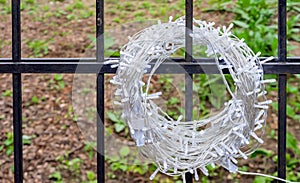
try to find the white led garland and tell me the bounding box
[107,17,275,182]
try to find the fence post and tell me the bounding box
[278,0,287,182]
[12,0,23,182]
[185,0,194,182]
[96,0,105,182]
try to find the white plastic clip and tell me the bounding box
[214,146,224,156]
[185,142,188,156]
[238,149,248,159]
[260,56,274,64]
[250,131,264,143]
[221,142,233,153]
[194,169,199,181]
[257,91,267,97]
[163,160,168,172]
[200,166,209,176]
[182,173,186,183]
[150,168,160,180]
[211,162,216,168]
[261,79,276,84]
[104,59,119,65]
[257,100,272,105]
[255,110,265,121]
[230,156,238,164]
[254,104,269,109]
[174,157,178,174]
[208,151,218,158]
[110,64,119,68]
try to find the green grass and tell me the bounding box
[84,142,96,159]
[65,0,84,12]
[27,39,49,57]
[2,90,12,97]
[54,74,65,89]
[0,0,11,14]
[106,111,128,134]
[49,171,63,183]
[0,132,34,156]
[83,171,97,183]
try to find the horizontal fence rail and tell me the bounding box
[0,58,300,74]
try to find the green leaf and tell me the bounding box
[272,155,278,163]
[271,102,278,111]
[0,145,4,152]
[54,74,63,81]
[108,155,120,162]
[106,111,120,123]
[49,171,62,181]
[6,146,13,156]
[291,101,300,111]
[114,123,125,133]
[68,158,81,166]
[58,81,65,89]
[287,105,295,118]
[287,132,300,155]
[253,175,272,183]
[4,138,13,146]
[2,90,12,97]
[86,171,95,180]
[119,164,128,172]
[31,96,39,104]
[287,85,298,94]
[22,135,32,145]
[233,9,250,21]
[233,20,249,29]
[250,148,274,158]
[119,146,130,157]
[169,97,179,105]
[293,115,300,121]
[287,157,299,168]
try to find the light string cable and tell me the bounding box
[238,170,300,183]
[107,16,277,182]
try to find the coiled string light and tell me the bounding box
[107,17,275,182]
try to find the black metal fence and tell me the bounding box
[0,0,300,182]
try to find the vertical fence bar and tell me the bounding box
[96,0,105,182]
[185,0,193,126]
[278,0,287,182]
[12,0,23,182]
[185,0,193,182]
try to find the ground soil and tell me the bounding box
[0,0,300,183]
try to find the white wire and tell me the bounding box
[238,170,300,183]
[109,16,274,181]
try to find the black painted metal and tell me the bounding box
[278,0,287,182]
[13,74,23,183]
[1,59,300,74]
[97,74,105,183]
[185,0,194,121]
[185,0,193,121]
[5,0,297,182]
[185,0,193,182]
[96,0,105,182]
[12,0,23,182]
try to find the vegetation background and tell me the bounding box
[0,0,300,182]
